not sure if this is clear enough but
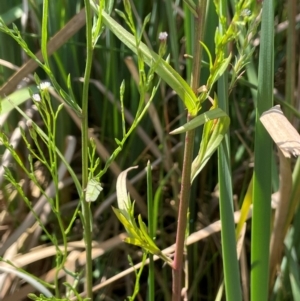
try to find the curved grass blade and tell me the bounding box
[100,10,199,116]
[0,86,39,115]
[116,166,138,217]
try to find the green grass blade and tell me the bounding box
[169,108,228,134]
[0,86,39,115]
[217,0,242,299]
[100,10,198,116]
[251,0,274,300]
[217,81,242,301]
[164,0,179,72]
[0,5,25,25]
[41,0,49,67]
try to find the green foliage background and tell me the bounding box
[0,1,299,301]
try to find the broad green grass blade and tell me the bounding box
[0,86,39,115]
[217,80,242,301]
[0,4,28,25]
[100,10,198,116]
[217,1,242,300]
[251,0,274,300]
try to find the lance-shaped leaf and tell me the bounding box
[112,206,140,238]
[207,53,232,89]
[124,237,146,248]
[100,10,199,116]
[191,112,230,183]
[138,215,161,255]
[113,206,172,264]
[169,107,227,135]
[137,215,172,264]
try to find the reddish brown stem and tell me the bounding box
[172,117,195,301]
[171,1,207,299]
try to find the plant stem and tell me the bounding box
[81,1,93,298]
[172,2,206,300]
[172,123,195,300]
[147,161,155,301]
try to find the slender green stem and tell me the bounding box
[41,0,49,68]
[51,107,69,298]
[146,161,155,301]
[81,1,94,298]
[98,84,159,179]
[40,3,69,293]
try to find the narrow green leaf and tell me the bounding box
[183,0,198,17]
[41,0,49,67]
[100,10,199,116]
[215,54,232,82]
[114,138,122,146]
[191,115,230,183]
[207,53,232,88]
[0,5,24,25]
[216,2,243,300]
[169,107,228,134]
[0,86,39,115]
[138,216,160,253]
[200,41,213,69]
[112,207,140,238]
[124,237,145,248]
